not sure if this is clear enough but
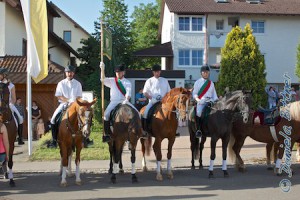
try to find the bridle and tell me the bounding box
[162,93,190,120]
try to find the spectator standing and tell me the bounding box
[36,118,45,139]
[266,86,277,109]
[135,88,147,111]
[15,97,25,145]
[32,101,41,140]
[0,122,9,165]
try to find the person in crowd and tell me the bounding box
[135,87,147,111]
[15,97,25,145]
[266,86,277,109]
[36,118,45,139]
[0,121,9,166]
[32,101,41,140]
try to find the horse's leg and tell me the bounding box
[266,143,274,170]
[8,145,15,187]
[131,148,138,183]
[232,136,247,172]
[67,152,73,177]
[208,138,217,179]
[119,144,124,174]
[222,136,230,178]
[109,143,113,174]
[199,136,207,169]
[274,143,285,176]
[140,138,148,172]
[153,138,163,181]
[111,141,122,184]
[166,137,175,179]
[60,145,68,187]
[2,161,8,179]
[75,142,82,185]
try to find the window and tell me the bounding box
[216,20,224,30]
[192,17,203,31]
[179,49,203,66]
[252,21,265,33]
[22,39,27,56]
[179,50,190,65]
[192,50,203,66]
[179,17,189,31]
[179,16,203,31]
[63,31,71,42]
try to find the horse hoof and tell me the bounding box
[208,171,215,179]
[142,166,148,172]
[132,174,138,183]
[167,171,174,179]
[111,174,117,184]
[67,173,74,178]
[199,165,204,169]
[119,169,124,174]
[75,180,82,186]
[9,179,16,187]
[108,169,113,174]
[156,174,163,181]
[60,182,68,187]
[191,166,195,170]
[223,170,229,178]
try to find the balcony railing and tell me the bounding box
[209,32,227,48]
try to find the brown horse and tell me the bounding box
[0,82,17,187]
[58,98,96,187]
[140,87,191,181]
[108,104,143,184]
[229,101,300,175]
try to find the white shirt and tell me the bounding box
[103,77,131,101]
[55,78,82,103]
[143,77,171,99]
[192,78,218,102]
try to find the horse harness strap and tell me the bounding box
[66,110,83,137]
[269,126,279,142]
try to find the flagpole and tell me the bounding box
[26,0,33,155]
[100,19,105,133]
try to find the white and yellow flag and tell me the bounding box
[20,0,48,83]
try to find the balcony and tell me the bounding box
[209,32,227,48]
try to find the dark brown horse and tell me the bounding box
[0,82,17,187]
[108,104,143,184]
[188,90,251,178]
[229,101,300,175]
[58,98,96,187]
[140,87,191,181]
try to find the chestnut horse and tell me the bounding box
[140,87,191,181]
[188,90,251,178]
[0,82,17,187]
[229,101,300,175]
[108,104,143,184]
[58,98,96,187]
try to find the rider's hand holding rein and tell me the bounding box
[100,62,106,78]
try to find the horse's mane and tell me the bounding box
[283,101,300,121]
[161,87,190,104]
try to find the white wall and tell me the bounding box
[0,2,5,56]
[161,4,173,70]
[4,3,26,56]
[49,40,70,67]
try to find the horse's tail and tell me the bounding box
[228,131,236,164]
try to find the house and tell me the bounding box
[0,0,90,138]
[159,0,300,89]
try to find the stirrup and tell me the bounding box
[102,135,111,143]
[195,130,202,138]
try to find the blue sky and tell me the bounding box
[50,0,157,34]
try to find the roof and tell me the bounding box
[49,31,80,57]
[49,1,90,36]
[0,55,65,84]
[164,0,300,15]
[133,42,173,57]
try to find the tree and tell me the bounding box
[130,1,161,69]
[217,24,267,108]
[295,42,300,80]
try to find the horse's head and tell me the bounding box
[224,90,251,123]
[76,98,97,138]
[171,88,191,121]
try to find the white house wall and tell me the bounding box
[4,3,26,56]
[161,4,173,70]
[49,40,70,68]
[0,2,5,56]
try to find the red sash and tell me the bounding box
[198,80,211,99]
[115,77,126,96]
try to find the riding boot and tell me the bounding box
[103,120,111,143]
[17,124,25,145]
[141,118,148,138]
[48,124,57,148]
[195,116,203,138]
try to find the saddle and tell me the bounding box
[144,102,161,133]
[257,106,280,125]
[193,103,213,136]
[53,105,67,132]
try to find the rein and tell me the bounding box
[66,107,91,137]
[162,94,189,119]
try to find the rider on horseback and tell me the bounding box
[0,68,24,144]
[100,62,142,143]
[142,64,171,134]
[49,65,82,148]
[193,65,218,139]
